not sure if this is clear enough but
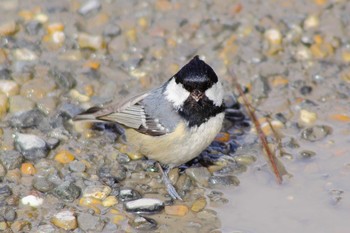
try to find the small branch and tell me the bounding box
[229,69,283,184]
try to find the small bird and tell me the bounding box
[74,56,225,200]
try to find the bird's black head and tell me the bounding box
[174,55,218,93]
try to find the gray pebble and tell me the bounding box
[299,150,316,159]
[50,68,76,90]
[98,163,127,183]
[77,213,102,232]
[185,167,211,186]
[103,23,121,37]
[0,163,6,179]
[209,175,240,187]
[36,224,56,233]
[4,208,16,221]
[301,125,332,142]
[57,103,83,119]
[52,181,81,202]
[0,150,23,170]
[125,198,164,214]
[25,20,42,35]
[130,216,158,231]
[33,177,55,193]
[78,0,101,16]
[14,133,49,161]
[118,188,141,202]
[69,161,86,172]
[46,138,60,149]
[251,75,270,99]
[8,109,46,129]
[0,185,12,201]
[175,174,192,195]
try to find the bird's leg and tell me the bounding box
[156,162,183,201]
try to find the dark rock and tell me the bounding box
[4,208,16,221]
[0,150,23,169]
[129,216,158,231]
[25,21,43,35]
[50,68,76,90]
[300,85,313,95]
[301,125,332,142]
[0,67,11,80]
[52,181,81,202]
[118,188,141,202]
[98,162,127,183]
[299,150,316,159]
[8,109,46,128]
[124,198,164,214]
[103,23,121,37]
[46,138,60,149]
[0,185,12,201]
[57,103,83,119]
[14,133,49,161]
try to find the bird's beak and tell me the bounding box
[191,90,204,102]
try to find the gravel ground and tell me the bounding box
[0,0,349,232]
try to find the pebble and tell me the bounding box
[20,194,44,207]
[8,109,45,128]
[52,181,81,202]
[98,163,127,182]
[69,160,86,172]
[118,188,141,202]
[0,93,8,118]
[51,210,78,230]
[185,167,211,186]
[191,198,207,212]
[303,14,320,29]
[20,162,36,175]
[164,205,189,216]
[0,21,18,36]
[103,22,121,37]
[54,150,75,164]
[0,80,19,97]
[50,69,76,90]
[9,95,35,113]
[0,185,12,201]
[77,213,101,232]
[13,48,38,61]
[209,175,240,187]
[299,109,317,125]
[299,150,316,159]
[234,154,257,166]
[175,173,192,195]
[11,221,31,232]
[37,97,58,115]
[25,20,42,35]
[79,197,102,214]
[14,133,49,160]
[3,208,16,221]
[130,216,158,231]
[301,125,332,142]
[83,185,111,200]
[78,33,105,50]
[102,195,118,207]
[33,176,55,192]
[300,85,313,95]
[0,150,23,169]
[0,163,6,179]
[124,198,164,214]
[78,0,101,16]
[36,224,56,233]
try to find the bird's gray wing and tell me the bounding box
[75,90,171,136]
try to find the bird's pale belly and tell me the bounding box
[125,113,225,166]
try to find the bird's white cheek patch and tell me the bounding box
[164,78,190,108]
[205,81,224,106]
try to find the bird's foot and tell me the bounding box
[156,163,183,201]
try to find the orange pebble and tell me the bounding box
[330,114,350,122]
[21,163,36,175]
[84,60,100,70]
[164,205,189,216]
[215,132,230,143]
[54,150,75,164]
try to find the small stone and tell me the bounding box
[303,14,319,29]
[130,216,157,231]
[51,210,77,230]
[191,198,207,212]
[20,162,36,175]
[79,197,102,214]
[69,160,86,172]
[0,93,8,118]
[46,138,60,149]
[0,80,19,97]
[8,109,46,128]
[300,85,313,95]
[0,21,18,36]
[50,69,76,90]
[21,194,44,207]
[209,175,240,187]
[3,208,16,221]
[103,22,121,37]
[175,173,192,194]
[20,77,56,101]
[37,97,58,115]
[301,125,332,142]
[25,20,42,35]
[33,176,55,192]
[9,95,35,113]
[234,154,257,166]
[98,163,127,182]
[251,75,270,99]
[185,167,211,186]
[78,33,105,50]
[300,109,317,125]
[13,48,38,61]
[36,224,56,233]
[0,185,12,201]
[78,0,101,16]
[52,181,81,202]
[164,205,189,216]
[0,163,6,179]
[77,213,101,232]
[6,169,21,183]
[54,150,75,164]
[0,221,8,230]
[168,168,179,185]
[102,196,118,207]
[118,188,141,202]
[14,133,49,160]
[299,150,316,159]
[124,198,164,214]
[11,221,31,232]
[83,185,111,200]
[112,214,126,224]
[0,150,23,169]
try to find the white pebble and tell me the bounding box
[21,195,44,207]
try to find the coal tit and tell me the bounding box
[74,55,225,200]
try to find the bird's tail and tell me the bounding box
[73,106,103,122]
